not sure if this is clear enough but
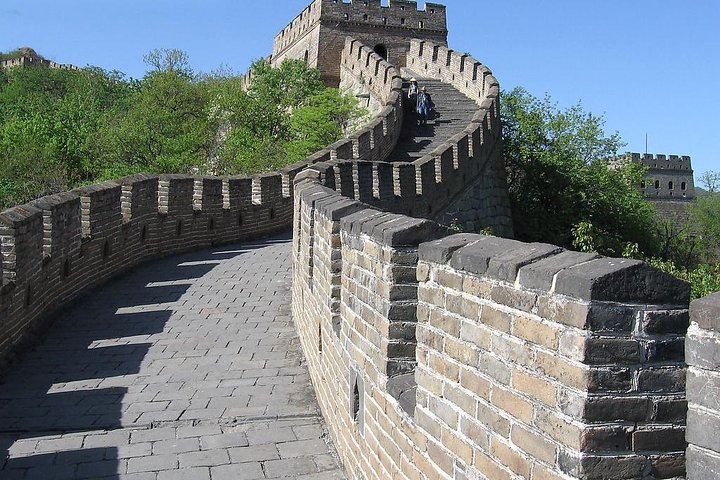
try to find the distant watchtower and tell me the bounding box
[271,0,448,86]
[617,152,696,224]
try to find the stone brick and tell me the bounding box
[584,337,640,364]
[554,257,689,304]
[511,368,556,407]
[490,438,531,478]
[476,401,510,438]
[491,386,533,424]
[459,367,490,400]
[636,367,686,393]
[490,284,537,313]
[686,325,720,369]
[687,367,720,410]
[472,449,512,480]
[449,236,525,276]
[513,314,560,350]
[687,444,720,480]
[687,406,720,453]
[517,250,598,293]
[534,407,583,450]
[480,305,511,333]
[642,309,690,334]
[418,234,481,265]
[461,274,492,299]
[690,292,720,332]
[536,351,587,390]
[486,243,562,283]
[632,427,686,453]
[510,424,557,465]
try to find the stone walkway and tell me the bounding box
[0,234,346,479]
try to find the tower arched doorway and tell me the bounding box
[373,44,388,61]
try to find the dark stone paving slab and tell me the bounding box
[0,234,345,479]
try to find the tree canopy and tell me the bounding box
[501,87,658,257]
[0,52,364,209]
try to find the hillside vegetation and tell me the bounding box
[502,87,720,299]
[0,48,364,209]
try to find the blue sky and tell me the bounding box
[1,0,718,181]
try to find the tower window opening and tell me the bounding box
[419,21,424,28]
[668,181,674,190]
[373,44,388,61]
[681,182,687,190]
[363,14,368,21]
[382,16,387,24]
[400,17,405,25]
[640,180,646,189]
[344,13,349,20]
[654,180,660,189]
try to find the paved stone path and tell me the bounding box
[0,234,346,479]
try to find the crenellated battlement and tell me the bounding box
[271,0,447,86]
[0,55,78,70]
[273,0,447,55]
[628,152,693,171]
[320,0,447,31]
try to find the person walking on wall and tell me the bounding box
[407,77,419,121]
[416,86,434,125]
[408,77,419,105]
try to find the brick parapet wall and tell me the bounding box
[292,164,692,479]
[408,39,498,108]
[0,56,78,70]
[417,235,689,479]
[686,292,720,479]
[0,173,293,372]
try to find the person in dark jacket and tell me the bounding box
[416,86,435,125]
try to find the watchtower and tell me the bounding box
[271,0,448,86]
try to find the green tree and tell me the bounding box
[0,65,134,207]
[286,87,362,162]
[501,87,659,257]
[94,67,212,177]
[213,59,362,175]
[690,193,720,264]
[699,170,720,193]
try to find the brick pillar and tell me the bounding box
[686,293,720,479]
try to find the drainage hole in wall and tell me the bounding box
[24,286,33,308]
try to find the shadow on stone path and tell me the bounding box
[0,233,345,479]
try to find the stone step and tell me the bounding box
[390,74,480,162]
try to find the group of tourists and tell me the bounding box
[407,77,435,125]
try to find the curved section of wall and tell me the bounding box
[403,39,513,235]
[0,37,406,374]
[408,39,497,107]
[292,165,691,479]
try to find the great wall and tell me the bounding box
[0,1,718,479]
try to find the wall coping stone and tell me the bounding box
[555,257,690,303]
[517,250,600,292]
[689,292,720,332]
